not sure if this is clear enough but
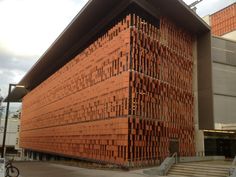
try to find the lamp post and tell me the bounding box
[1,84,24,158]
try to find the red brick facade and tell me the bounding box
[20,14,195,167]
[211,3,236,36]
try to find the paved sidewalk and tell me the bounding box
[14,160,233,177]
[14,162,159,177]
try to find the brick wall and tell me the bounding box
[211,4,236,36]
[20,14,195,167]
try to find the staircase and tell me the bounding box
[168,162,230,177]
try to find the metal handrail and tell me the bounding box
[142,152,178,176]
[171,152,178,164]
[196,151,205,157]
[162,152,178,175]
[229,156,236,176]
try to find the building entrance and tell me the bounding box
[204,131,236,158]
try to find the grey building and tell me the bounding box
[212,36,236,129]
[203,36,236,158]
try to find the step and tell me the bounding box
[168,175,190,177]
[169,169,228,176]
[168,169,228,176]
[175,163,230,169]
[171,165,229,172]
[167,163,230,177]
[176,162,229,168]
[168,174,215,177]
[168,170,228,177]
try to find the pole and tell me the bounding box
[1,84,12,158]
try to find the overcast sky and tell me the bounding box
[0,0,235,98]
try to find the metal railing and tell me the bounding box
[143,152,178,176]
[172,152,178,164]
[196,151,205,157]
[158,152,178,175]
[229,156,236,177]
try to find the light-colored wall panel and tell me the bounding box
[214,95,236,124]
[212,36,236,66]
[213,63,236,96]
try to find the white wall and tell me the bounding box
[202,15,211,26]
[222,30,236,41]
[0,118,19,147]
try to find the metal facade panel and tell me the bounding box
[214,95,236,124]
[211,36,236,127]
[212,36,236,66]
[213,63,236,96]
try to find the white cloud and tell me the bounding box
[0,0,88,98]
[190,0,236,16]
[0,0,88,56]
[181,0,236,17]
[183,0,196,5]
[0,69,25,96]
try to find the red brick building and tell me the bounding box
[6,0,211,167]
[210,3,236,36]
